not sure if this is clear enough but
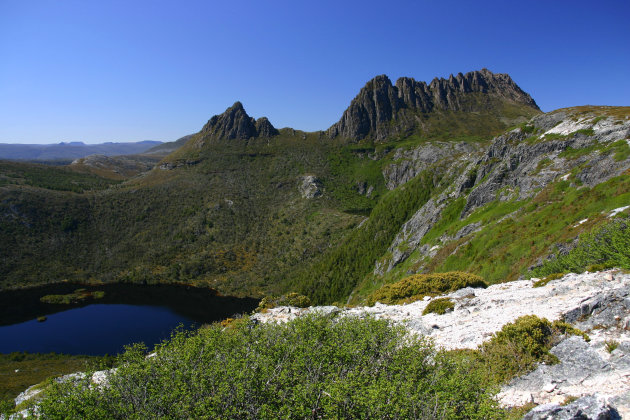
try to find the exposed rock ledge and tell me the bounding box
[253,270,630,417]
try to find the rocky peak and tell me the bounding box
[327,75,401,140]
[201,102,278,141]
[328,69,540,141]
[255,117,279,138]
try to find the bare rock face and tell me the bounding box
[379,110,630,274]
[523,395,621,420]
[254,117,279,138]
[328,69,540,141]
[299,175,322,199]
[200,102,278,141]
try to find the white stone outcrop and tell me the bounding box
[252,270,630,414]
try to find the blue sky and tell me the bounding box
[1,0,629,144]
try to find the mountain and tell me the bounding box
[328,69,540,141]
[0,70,628,310]
[0,140,162,161]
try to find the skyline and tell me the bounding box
[1,0,629,144]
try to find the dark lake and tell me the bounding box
[0,283,258,355]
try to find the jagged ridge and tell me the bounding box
[328,68,540,141]
[200,101,279,141]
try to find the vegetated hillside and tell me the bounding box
[69,154,163,180]
[143,134,195,156]
[4,70,625,306]
[349,106,630,302]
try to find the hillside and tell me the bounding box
[1,70,628,308]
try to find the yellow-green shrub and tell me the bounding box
[368,271,487,305]
[422,297,455,315]
[532,272,565,288]
[480,315,589,383]
[256,292,312,311]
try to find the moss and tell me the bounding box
[367,271,487,305]
[572,128,595,137]
[422,297,455,315]
[604,339,619,353]
[543,133,567,141]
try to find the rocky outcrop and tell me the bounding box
[461,114,630,216]
[200,102,278,141]
[523,394,621,420]
[253,270,630,416]
[298,175,322,199]
[382,141,480,190]
[379,110,630,273]
[254,117,279,138]
[328,69,540,141]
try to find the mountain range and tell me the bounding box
[1,69,628,307]
[0,140,162,162]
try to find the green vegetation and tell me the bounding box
[40,289,105,305]
[605,340,620,353]
[256,292,312,311]
[298,171,437,304]
[35,315,503,419]
[572,128,595,137]
[367,271,487,305]
[531,216,630,278]
[17,314,589,419]
[558,139,630,162]
[532,272,564,288]
[478,315,589,384]
[0,161,120,193]
[0,352,106,404]
[604,139,630,161]
[422,297,455,315]
[429,174,630,284]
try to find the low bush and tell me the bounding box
[40,289,106,305]
[255,292,312,311]
[479,315,589,383]
[423,297,455,315]
[36,314,502,419]
[368,271,487,305]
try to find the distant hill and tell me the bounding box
[0,140,162,161]
[144,135,194,156]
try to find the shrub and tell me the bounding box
[36,314,502,419]
[479,315,589,383]
[423,297,455,315]
[39,289,106,305]
[368,271,487,305]
[256,292,312,311]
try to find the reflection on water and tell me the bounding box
[0,283,258,355]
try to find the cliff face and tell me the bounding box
[328,69,540,141]
[200,102,279,141]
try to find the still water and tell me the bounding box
[0,283,258,355]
